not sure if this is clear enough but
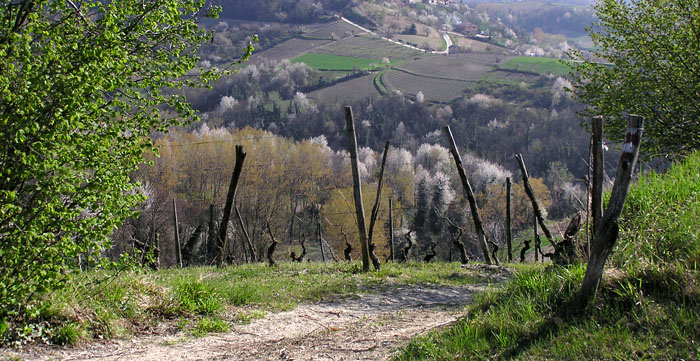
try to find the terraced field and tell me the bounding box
[382,69,468,103]
[291,53,382,71]
[483,69,540,84]
[499,56,572,76]
[302,20,359,40]
[255,38,332,61]
[316,34,424,61]
[395,55,494,81]
[307,74,380,104]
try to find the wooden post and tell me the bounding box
[367,140,390,270]
[533,212,540,262]
[389,198,395,262]
[443,126,493,264]
[172,198,183,268]
[515,154,554,243]
[345,106,371,272]
[591,116,604,238]
[581,115,644,298]
[207,204,216,264]
[217,145,246,267]
[317,222,325,262]
[235,205,257,263]
[506,177,513,262]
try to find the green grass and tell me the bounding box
[395,264,700,360]
[291,53,385,71]
[3,261,488,346]
[613,152,700,269]
[499,56,572,76]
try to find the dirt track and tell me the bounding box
[4,266,512,361]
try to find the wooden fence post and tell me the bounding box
[344,106,371,272]
[217,145,246,267]
[172,198,182,268]
[443,125,493,265]
[581,115,644,298]
[591,116,604,238]
[506,177,513,262]
[367,140,390,270]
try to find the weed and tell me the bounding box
[191,317,229,337]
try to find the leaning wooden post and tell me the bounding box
[235,205,257,263]
[506,177,513,262]
[581,115,644,298]
[515,154,554,244]
[389,198,395,262]
[344,106,371,272]
[317,222,325,262]
[217,145,247,267]
[443,126,493,265]
[591,116,605,238]
[172,198,183,268]
[367,140,390,270]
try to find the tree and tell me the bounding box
[570,0,700,158]
[0,0,252,317]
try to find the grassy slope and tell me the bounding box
[395,152,700,360]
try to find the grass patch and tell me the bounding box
[191,317,229,337]
[499,56,572,76]
[395,264,700,360]
[291,53,385,71]
[4,261,488,346]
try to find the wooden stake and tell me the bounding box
[367,140,390,270]
[344,106,371,272]
[389,198,395,262]
[581,115,644,298]
[443,126,493,264]
[217,145,246,267]
[172,198,182,268]
[591,116,604,238]
[515,153,554,243]
[317,222,325,262]
[506,177,513,262]
[235,205,257,263]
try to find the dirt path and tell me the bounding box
[6,266,512,361]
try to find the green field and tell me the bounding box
[291,53,383,71]
[499,56,572,76]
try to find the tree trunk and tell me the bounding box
[581,115,644,298]
[317,222,325,262]
[515,153,554,244]
[344,106,371,272]
[367,140,390,271]
[217,145,246,267]
[443,126,493,264]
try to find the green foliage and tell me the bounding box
[51,323,81,346]
[0,0,252,319]
[395,264,700,360]
[570,0,700,158]
[612,152,700,269]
